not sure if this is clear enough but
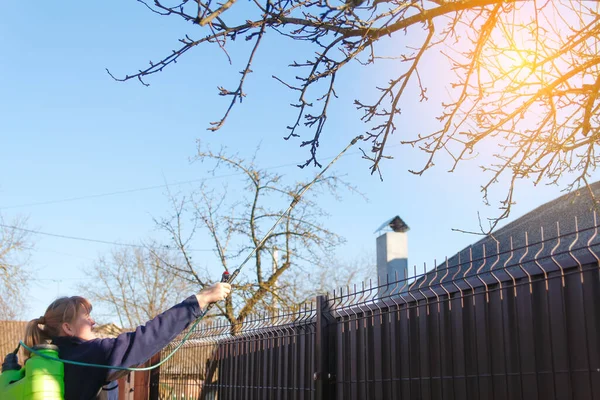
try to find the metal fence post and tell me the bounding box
[315,295,335,400]
[148,352,161,400]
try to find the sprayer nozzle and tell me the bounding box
[221,271,230,283]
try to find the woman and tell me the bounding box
[23,282,231,400]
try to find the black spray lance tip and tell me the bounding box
[221,271,230,283]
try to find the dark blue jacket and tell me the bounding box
[52,295,203,400]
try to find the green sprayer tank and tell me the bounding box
[0,344,64,400]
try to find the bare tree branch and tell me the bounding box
[115,0,600,231]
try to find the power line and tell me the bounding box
[0,148,378,210]
[36,277,96,282]
[20,245,96,261]
[0,175,239,210]
[0,223,214,252]
[0,145,400,251]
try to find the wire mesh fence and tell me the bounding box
[151,214,600,400]
[153,304,317,400]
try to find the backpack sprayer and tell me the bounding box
[0,136,362,399]
[0,344,63,399]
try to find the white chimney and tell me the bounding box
[375,216,409,298]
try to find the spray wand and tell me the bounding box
[18,135,363,371]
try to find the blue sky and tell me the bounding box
[1,1,595,322]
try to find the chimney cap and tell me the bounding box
[375,216,410,234]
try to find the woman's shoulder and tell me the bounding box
[51,336,114,362]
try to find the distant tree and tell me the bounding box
[0,216,33,320]
[113,0,600,231]
[283,252,376,302]
[79,245,194,328]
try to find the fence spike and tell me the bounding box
[355,282,364,309]
[407,265,420,318]
[389,270,403,321]
[440,256,451,311]
[476,244,489,303]
[389,270,399,297]
[452,251,465,308]
[244,314,252,334]
[356,280,370,328]
[373,281,384,324]
[397,270,409,308]
[256,312,264,330]
[295,303,304,327]
[504,237,517,297]
[358,280,365,306]
[418,262,429,316]
[298,303,304,324]
[352,284,360,329]
[534,226,548,291]
[550,221,565,287]
[305,302,313,326]
[487,239,503,300]
[518,232,532,294]
[368,278,378,320]
[385,271,389,300]
[569,216,584,283]
[338,286,347,311]
[338,285,353,328]
[464,246,476,306]
[430,259,441,313]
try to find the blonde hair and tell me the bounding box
[23,296,92,356]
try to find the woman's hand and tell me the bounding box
[195,282,232,309]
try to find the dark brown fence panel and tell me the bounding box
[328,264,600,400]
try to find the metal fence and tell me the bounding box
[151,215,600,400]
[153,308,317,400]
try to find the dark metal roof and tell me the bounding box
[423,182,600,292]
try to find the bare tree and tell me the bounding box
[0,216,33,320]
[282,251,376,302]
[155,145,361,331]
[79,244,194,328]
[111,0,600,231]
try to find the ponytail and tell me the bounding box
[23,317,51,357]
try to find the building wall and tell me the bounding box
[0,321,27,362]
